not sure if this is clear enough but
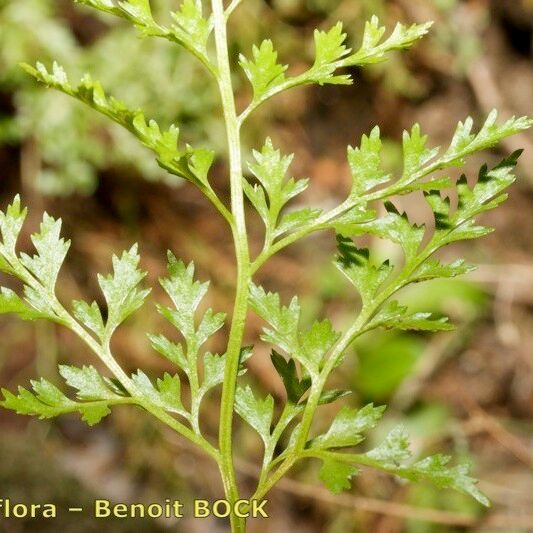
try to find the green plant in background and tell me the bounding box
[0,0,531,530]
[0,0,221,194]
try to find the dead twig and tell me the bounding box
[462,399,533,470]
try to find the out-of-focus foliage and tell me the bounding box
[0,0,221,194]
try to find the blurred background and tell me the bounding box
[0,0,532,531]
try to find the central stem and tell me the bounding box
[211,1,250,531]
